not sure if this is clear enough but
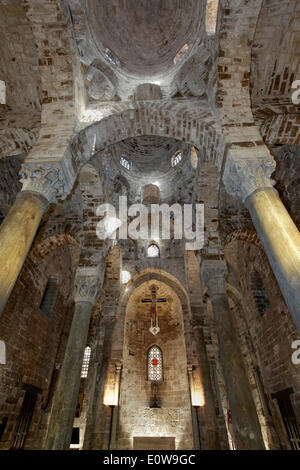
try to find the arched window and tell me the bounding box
[251,271,270,316]
[120,155,132,170]
[81,346,91,378]
[147,244,160,258]
[171,151,182,167]
[40,277,58,317]
[148,345,163,382]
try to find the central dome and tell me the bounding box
[88,0,203,77]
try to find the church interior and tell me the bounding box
[0,0,300,451]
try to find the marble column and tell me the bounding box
[0,191,47,315]
[45,267,101,450]
[223,156,300,334]
[245,188,300,333]
[0,162,69,316]
[83,318,114,449]
[193,323,220,450]
[201,259,265,450]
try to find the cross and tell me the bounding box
[137,285,170,335]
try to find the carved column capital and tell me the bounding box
[222,153,276,203]
[74,267,101,304]
[201,259,228,297]
[20,162,71,204]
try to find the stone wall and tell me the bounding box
[225,232,300,449]
[0,238,77,449]
[116,281,194,450]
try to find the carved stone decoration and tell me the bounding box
[222,152,276,203]
[201,259,228,296]
[20,162,70,204]
[74,267,102,304]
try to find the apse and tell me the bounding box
[116,280,194,450]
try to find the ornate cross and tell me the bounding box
[137,284,171,335]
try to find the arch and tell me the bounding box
[112,268,192,365]
[115,273,194,448]
[62,108,225,197]
[29,233,80,269]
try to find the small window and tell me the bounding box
[206,0,219,35]
[190,146,198,169]
[0,340,6,365]
[171,151,182,167]
[148,345,163,382]
[0,80,6,104]
[81,346,91,378]
[40,277,57,317]
[251,271,270,316]
[104,48,120,67]
[120,156,132,170]
[147,244,160,258]
[173,44,189,65]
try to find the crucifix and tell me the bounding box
[137,284,171,335]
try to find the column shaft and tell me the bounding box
[0,191,47,315]
[194,326,220,449]
[46,301,92,450]
[246,188,300,333]
[211,293,265,450]
[83,320,113,449]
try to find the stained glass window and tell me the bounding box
[148,345,163,382]
[81,346,91,378]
